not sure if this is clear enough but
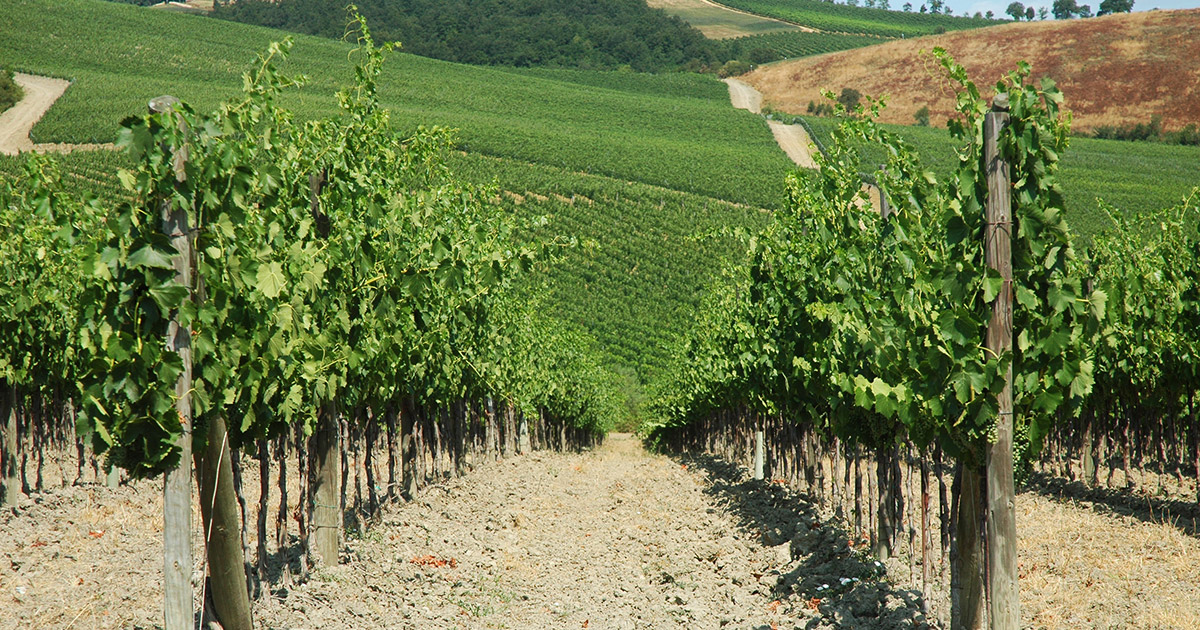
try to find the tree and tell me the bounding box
[974,10,983,17]
[986,9,995,17]
[879,0,891,9]
[1026,5,1036,18]
[914,105,931,126]
[903,1,912,9]
[837,88,862,112]
[1078,3,1093,15]
[1006,1,1027,19]
[1052,0,1079,18]
[1098,0,1134,13]
[1039,6,1050,18]
[929,0,944,12]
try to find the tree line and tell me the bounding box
[213,0,732,72]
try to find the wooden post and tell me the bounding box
[753,416,765,481]
[953,463,986,630]
[517,409,530,455]
[873,445,894,561]
[878,164,891,220]
[195,416,253,630]
[1,383,19,505]
[310,401,340,566]
[151,95,193,630]
[984,94,1019,630]
[401,397,418,500]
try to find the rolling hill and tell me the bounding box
[745,8,1200,133]
[0,0,784,386]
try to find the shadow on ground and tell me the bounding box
[673,452,938,629]
[1025,471,1200,538]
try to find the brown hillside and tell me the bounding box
[744,9,1200,133]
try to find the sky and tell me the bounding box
[948,0,1198,20]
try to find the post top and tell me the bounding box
[148,95,180,113]
[992,93,1010,112]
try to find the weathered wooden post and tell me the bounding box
[310,402,340,566]
[401,397,418,501]
[195,414,254,630]
[984,93,1019,630]
[878,164,891,220]
[1,384,18,506]
[753,414,765,481]
[151,95,193,630]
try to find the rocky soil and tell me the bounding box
[1,434,932,629]
[4,433,1197,629]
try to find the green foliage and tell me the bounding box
[837,87,862,111]
[801,115,1200,241]
[1083,193,1200,437]
[712,0,1001,38]
[0,66,23,114]
[718,59,754,78]
[1097,0,1134,14]
[214,0,723,72]
[914,105,930,126]
[1052,0,1079,19]
[2,0,792,210]
[3,23,619,475]
[447,153,766,383]
[0,156,103,407]
[649,51,1103,469]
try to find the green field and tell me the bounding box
[0,0,792,385]
[721,30,882,60]
[1,0,793,210]
[801,116,1200,238]
[714,0,1002,38]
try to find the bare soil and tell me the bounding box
[743,8,1200,133]
[0,73,113,155]
[6,434,1197,629]
[1,435,934,630]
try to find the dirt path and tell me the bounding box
[0,73,112,156]
[725,78,881,207]
[256,433,844,629]
[725,77,818,170]
[768,121,818,170]
[0,435,931,629]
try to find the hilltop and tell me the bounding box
[745,8,1200,133]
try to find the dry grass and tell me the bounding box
[1019,492,1200,629]
[745,8,1200,133]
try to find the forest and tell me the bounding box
[213,0,728,71]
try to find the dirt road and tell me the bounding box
[0,73,112,155]
[725,78,818,170]
[0,434,931,629]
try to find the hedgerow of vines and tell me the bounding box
[2,13,618,480]
[649,48,1104,472]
